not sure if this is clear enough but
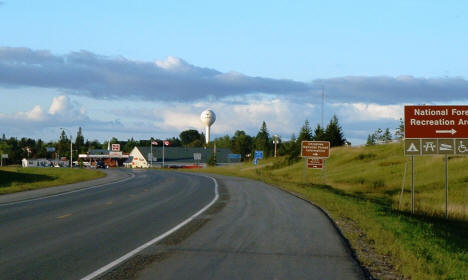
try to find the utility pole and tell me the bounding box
[321,86,325,128]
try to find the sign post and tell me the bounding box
[194,153,202,166]
[405,105,468,218]
[1,153,8,167]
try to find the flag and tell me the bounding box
[151,141,158,145]
[163,140,170,146]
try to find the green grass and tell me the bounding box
[0,166,106,194]
[187,142,468,280]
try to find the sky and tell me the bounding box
[1,0,467,145]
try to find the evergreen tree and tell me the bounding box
[297,120,313,143]
[394,118,404,140]
[366,134,376,146]
[325,115,346,147]
[383,128,392,142]
[254,121,271,157]
[75,127,85,154]
[58,130,70,158]
[313,124,326,141]
[123,138,138,152]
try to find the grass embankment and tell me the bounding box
[191,142,468,280]
[0,166,106,195]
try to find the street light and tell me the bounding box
[273,135,280,158]
[60,128,73,168]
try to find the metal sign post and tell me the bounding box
[303,158,306,183]
[445,154,449,219]
[411,155,415,215]
[323,159,327,185]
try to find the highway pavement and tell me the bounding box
[124,174,365,280]
[0,170,364,280]
[0,169,216,280]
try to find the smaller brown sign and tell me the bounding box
[307,158,323,169]
[301,141,330,158]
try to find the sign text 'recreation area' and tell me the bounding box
[405,105,468,138]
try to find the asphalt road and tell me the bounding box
[133,174,365,280]
[0,169,216,280]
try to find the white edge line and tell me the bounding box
[0,173,136,207]
[80,174,219,280]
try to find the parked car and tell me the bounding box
[96,161,107,168]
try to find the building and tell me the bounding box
[127,146,240,168]
[78,149,129,167]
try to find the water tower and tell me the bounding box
[200,109,216,144]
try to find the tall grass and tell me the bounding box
[0,166,105,194]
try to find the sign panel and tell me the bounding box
[404,105,468,138]
[301,141,330,158]
[1,154,8,159]
[111,144,120,151]
[405,138,468,156]
[46,147,56,152]
[109,151,122,158]
[254,150,263,159]
[307,158,323,169]
[193,153,202,160]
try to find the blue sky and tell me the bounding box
[1,0,467,144]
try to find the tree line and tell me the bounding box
[0,115,347,164]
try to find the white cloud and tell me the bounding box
[333,102,403,122]
[107,96,317,140]
[14,105,46,121]
[0,95,88,127]
[48,95,68,115]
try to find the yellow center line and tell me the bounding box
[57,213,72,219]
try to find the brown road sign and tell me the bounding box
[301,141,330,158]
[307,158,323,169]
[404,105,468,138]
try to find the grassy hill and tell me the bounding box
[193,142,468,280]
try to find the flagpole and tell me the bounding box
[150,141,153,168]
[162,142,165,168]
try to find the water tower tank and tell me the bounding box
[200,110,216,144]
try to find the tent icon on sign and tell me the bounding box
[407,143,419,152]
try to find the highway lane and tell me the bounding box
[0,170,216,280]
[134,174,365,280]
